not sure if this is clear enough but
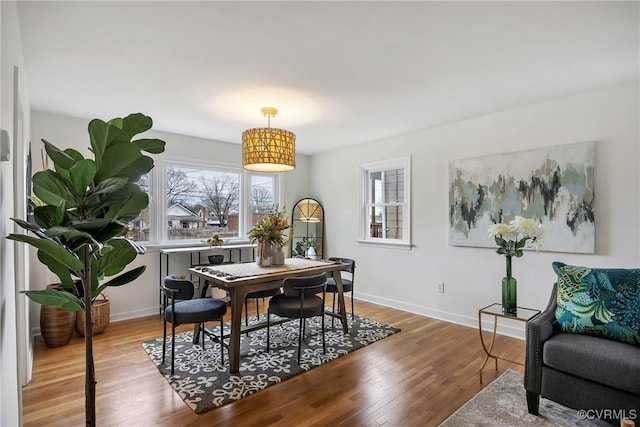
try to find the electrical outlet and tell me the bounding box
[438,282,445,293]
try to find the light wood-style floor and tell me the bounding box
[22,298,525,426]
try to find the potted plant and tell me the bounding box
[7,113,165,425]
[248,207,293,266]
[202,233,225,264]
[292,236,320,259]
[304,236,320,259]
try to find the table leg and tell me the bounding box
[159,252,169,315]
[228,286,248,374]
[332,271,349,334]
[478,312,499,383]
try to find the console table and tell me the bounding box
[478,303,540,383]
[158,243,256,312]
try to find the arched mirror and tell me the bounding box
[290,198,324,259]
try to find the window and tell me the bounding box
[127,159,279,246]
[359,157,411,248]
[126,173,151,242]
[250,174,277,227]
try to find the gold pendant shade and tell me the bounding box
[242,107,295,172]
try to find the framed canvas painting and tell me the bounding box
[448,141,595,254]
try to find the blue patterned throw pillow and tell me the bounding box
[553,262,640,346]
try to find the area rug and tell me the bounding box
[439,369,611,426]
[141,313,400,414]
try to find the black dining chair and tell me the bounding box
[266,273,327,363]
[325,257,356,327]
[162,275,227,375]
[245,285,282,326]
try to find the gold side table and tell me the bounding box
[478,303,541,383]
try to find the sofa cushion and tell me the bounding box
[543,333,640,395]
[553,262,640,346]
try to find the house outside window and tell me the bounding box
[359,156,411,249]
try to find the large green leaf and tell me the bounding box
[105,184,148,221]
[7,234,83,271]
[37,251,76,288]
[69,159,97,196]
[46,226,93,244]
[118,155,154,183]
[68,218,111,232]
[90,177,128,197]
[92,189,131,211]
[33,205,67,229]
[43,139,77,171]
[53,199,66,226]
[88,119,109,163]
[32,170,73,208]
[95,142,143,182]
[71,219,126,243]
[22,289,82,312]
[119,113,152,139]
[134,138,166,154]
[88,119,127,168]
[64,148,85,162]
[97,239,138,277]
[11,217,44,234]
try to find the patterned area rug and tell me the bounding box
[439,369,611,426]
[142,313,400,414]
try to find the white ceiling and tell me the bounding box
[16,1,639,155]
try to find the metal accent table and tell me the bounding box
[478,303,541,383]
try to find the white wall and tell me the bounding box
[1,1,31,425]
[28,111,311,325]
[310,82,640,337]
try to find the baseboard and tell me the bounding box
[354,291,526,340]
[110,307,160,323]
[32,307,160,337]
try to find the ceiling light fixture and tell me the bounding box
[242,107,295,172]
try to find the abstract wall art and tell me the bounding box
[448,141,595,253]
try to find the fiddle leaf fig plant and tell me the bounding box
[6,113,165,426]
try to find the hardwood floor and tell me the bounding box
[22,298,525,426]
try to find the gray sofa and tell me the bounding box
[525,284,640,424]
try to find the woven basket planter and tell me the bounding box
[40,284,76,348]
[75,296,110,336]
[40,305,76,347]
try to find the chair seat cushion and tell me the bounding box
[165,298,227,325]
[325,277,353,293]
[269,294,324,319]
[543,332,640,395]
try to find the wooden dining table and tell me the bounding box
[189,258,352,373]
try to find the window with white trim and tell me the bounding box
[359,157,411,248]
[127,159,279,246]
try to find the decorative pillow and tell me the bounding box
[553,261,640,346]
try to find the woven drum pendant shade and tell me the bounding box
[242,107,295,172]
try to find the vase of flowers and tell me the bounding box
[248,207,293,266]
[488,216,545,314]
